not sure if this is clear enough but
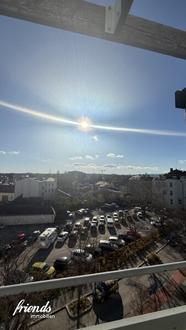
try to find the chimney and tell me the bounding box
[170,168,173,172]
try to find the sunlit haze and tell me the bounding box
[0,0,186,174]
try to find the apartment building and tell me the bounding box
[152,169,186,209]
[15,177,57,200]
[0,184,15,202]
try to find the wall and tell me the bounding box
[39,180,57,200]
[15,178,57,200]
[0,213,55,225]
[152,177,186,210]
[0,192,15,202]
[15,178,40,198]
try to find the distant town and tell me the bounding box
[0,167,186,328]
[1,168,186,221]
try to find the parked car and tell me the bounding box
[69,230,78,240]
[32,230,41,241]
[84,217,90,227]
[99,216,105,224]
[99,240,118,252]
[64,221,73,232]
[113,218,119,225]
[127,229,141,239]
[53,256,72,272]
[74,222,81,231]
[71,249,93,262]
[57,231,69,243]
[113,212,118,218]
[90,223,97,233]
[107,219,114,228]
[17,232,26,241]
[92,216,98,225]
[134,207,141,212]
[80,228,88,240]
[99,223,105,231]
[136,212,143,220]
[118,210,124,217]
[85,244,102,257]
[118,234,135,244]
[31,262,55,278]
[108,236,125,247]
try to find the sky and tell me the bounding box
[0,0,186,174]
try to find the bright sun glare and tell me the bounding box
[77,116,92,132]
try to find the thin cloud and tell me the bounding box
[85,155,94,160]
[122,165,159,172]
[92,135,99,142]
[71,162,159,173]
[69,156,83,161]
[70,155,99,161]
[104,164,118,168]
[73,163,85,167]
[0,150,20,155]
[8,151,20,155]
[107,153,124,159]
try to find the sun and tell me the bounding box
[77,116,92,132]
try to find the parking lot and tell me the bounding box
[17,208,157,270]
[0,207,168,276]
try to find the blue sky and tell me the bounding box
[0,0,186,174]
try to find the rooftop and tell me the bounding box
[0,184,14,194]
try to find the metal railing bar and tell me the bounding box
[0,261,185,297]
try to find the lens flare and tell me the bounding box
[77,116,92,132]
[0,100,78,126]
[1,100,186,138]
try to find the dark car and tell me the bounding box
[69,230,78,240]
[118,234,135,244]
[65,221,73,232]
[99,223,105,231]
[53,256,72,272]
[99,240,118,252]
[17,232,26,241]
[127,230,141,239]
[85,244,103,257]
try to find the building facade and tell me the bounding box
[0,184,15,202]
[152,172,186,210]
[15,177,57,200]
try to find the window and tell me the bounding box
[169,182,173,187]
[170,190,173,196]
[178,199,182,204]
[170,199,173,205]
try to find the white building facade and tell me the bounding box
[152,176,186,209]
[15,177,57,200]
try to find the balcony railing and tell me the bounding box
[0,260,186,329]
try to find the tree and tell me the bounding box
[0,243,60,330]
